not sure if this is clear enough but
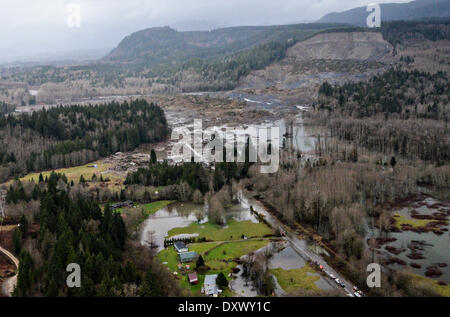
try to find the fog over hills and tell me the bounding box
[1,0,415,64]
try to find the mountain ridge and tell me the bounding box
[317,0,450,26]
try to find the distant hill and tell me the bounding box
[102,23,353,90]
[103,24,345,65]
[98,19,449,91]
[317,0,450,26]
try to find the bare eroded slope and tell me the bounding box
[238,32,394,100]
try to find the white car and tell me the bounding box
[347,293,355,297]
[354,292,362,297]
[329,274,336,279]
[335,278,341,284]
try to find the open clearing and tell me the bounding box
[158,239,271,296]
[205,240,269,261]
[270,264,321,294]
[7,160,125,192]
[410,274,450,297]
[167,220,273,242]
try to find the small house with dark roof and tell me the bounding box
[174,241,188,253]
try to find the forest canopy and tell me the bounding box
[0,99,169,182]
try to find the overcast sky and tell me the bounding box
[0,0,412,61]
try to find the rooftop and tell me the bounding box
[204,274,218,285]
[179,251,198,261]
[174,241,187,249]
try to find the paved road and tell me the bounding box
[0,245,19,297]
[241,193,355,296]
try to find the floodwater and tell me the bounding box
[165,99,327,164]
[140,191,332,295]
[142,104,331,295]
[230,243,334,297]
[140,195,260,252]
[367,196,450,283]
[140,202,205,252]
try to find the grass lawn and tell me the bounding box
[158,240,268,296]
[393,214,438,230]
[18,160,116,183]
[410,274,450,297]
[158,246,233,296]
[158,246,181,272]
[120,200,174,226]
[116,200,173,214]
[9,160,125,192]
[168,220,273,242]
[270,264,321,294]
[189,242,221,255]
[206,260,237,273]
[205,240,269,261]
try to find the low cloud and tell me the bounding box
[0,0,412,60]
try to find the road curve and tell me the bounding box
[0,245,19,297]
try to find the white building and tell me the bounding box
[202,274,222,297]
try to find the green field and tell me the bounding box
[158,239,272,296]
[9,160,125,192]
[393,213,438,230]
[205,240,269,261]
[167,220,273,242]
[410,274,450,297]
[119,200,174,225]
[270,264,321,294]
[116,200,173,214]
[189,242,222,255]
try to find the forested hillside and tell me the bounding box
[381,19,450,46]
[104,23,348,91]
[0,100,169,182]
[8,172,183,297]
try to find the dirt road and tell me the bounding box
[0,246,18,297]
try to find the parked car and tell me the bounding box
[329,274,336,279]
[354,292,362,297]
[335,278,341,284]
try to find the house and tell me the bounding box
[174,241,188,253]
[178,251,198,263]
[188,272,198,285]
[202,274,222,296]
[110,200,134,211]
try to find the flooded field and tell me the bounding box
[140,202,205,252]
[166,110,326,165]
[368,196,450,283]
[142,190,336,296]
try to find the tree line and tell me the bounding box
[0,99,169,182]
[8,172,184,297]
